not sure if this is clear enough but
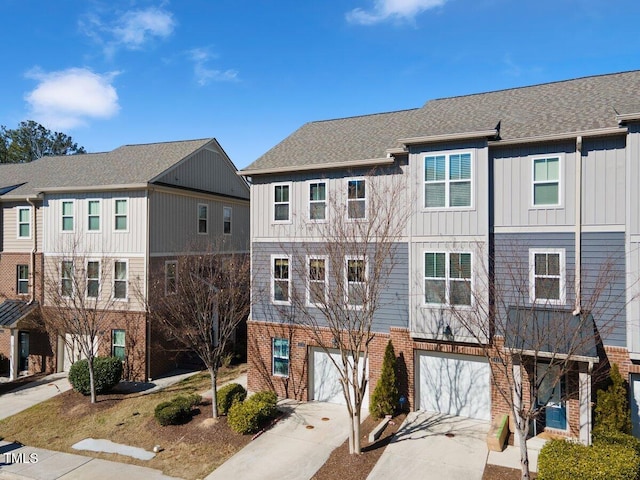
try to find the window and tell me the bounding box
[114,199,128,231]
[62,201,74,232]
[272,338,289,377]
[309,182,326,221]
[17,207,30,238]
[223,206,232,235]
[346,257,366,307]
[113,260,127,299]
[87,200,101,231]
[347,179,366,219]
[87,261,100,298]
[165,261,177,295]
[112,329,125,361]
[272,256,290,304]
[529,249,565,304]
[424,252,471,306]
[61,260,73,297]
[533,157,560,206]
[17,265,28,295]
[307,257,327,306]
[424,152,472,208]
[198,204,208,234]
[274,184,290,222]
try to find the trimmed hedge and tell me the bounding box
[68,357,123,395]
[217,383,247,415]
[155,394,202,426]
[227,390,278,434]
[538,438,640,480]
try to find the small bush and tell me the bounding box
[227,390,278,434]
[217,383,247,415]
[538,438,640,480]
[68,357,123,395]
[370,340,399,419]
[154,394,201,426]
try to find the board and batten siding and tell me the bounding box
[149,190,249,254]
[251,242,409,333]
[1,201,44,253]
[42,191,147,256]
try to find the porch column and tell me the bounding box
[9,329,18,381]
[579,363,592,445]
[512,360,523,446]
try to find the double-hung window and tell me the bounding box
[309,182,326,221]
[272,338,289,377]
[17,207,31,238]
[165,260,177,295]
[114,260,128,300]
[87,261,100,298]
[61,260,74,297]
[223,206,232,235]
[88,200,101,231]
[114,199,128,231]
[112,329,125,361]
[62,201,74,232]
[424,252,472,306]
[347,179,366,219]
[198,204,209,234]
[272,256,290,304]
[17,265,29,295]
[307,257,327,306]
[529,249,565,304]
[532,157,560,206]
[274,184,290,222]
[346,257,366,307]
[424,152,472,208]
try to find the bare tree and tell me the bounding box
[150,246,250,419]
[269,169,409,454]
[444,239,630,480]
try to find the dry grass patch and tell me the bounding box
[0,364,249,480]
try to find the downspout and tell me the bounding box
[145,186,152,381]
[573,136,583,316]
[26,197,37,305]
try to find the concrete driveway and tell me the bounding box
[367,411,489,480]
[206,400,351,480]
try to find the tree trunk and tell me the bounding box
[210,367,219,419]
[88,356,96,404]
[516,425,531,480]
[353,410,361,454]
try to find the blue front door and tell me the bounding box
[538,363,567,431]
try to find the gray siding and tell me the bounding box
[251,242,408,333]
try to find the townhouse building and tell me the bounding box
[0,138,249,381]
[241,70,640,440]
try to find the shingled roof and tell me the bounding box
[243,70,640,173]
[0,138,214,197]
[0,300,38,328]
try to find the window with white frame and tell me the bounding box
[112,329,125,361]
[61,260,74,297]
[529,249,565,304]
[198,204,208,234]
[62,201,74,232]
[424,152,472,208]
[114,199,128,231]
[309,182,326,221]
[17,207,30,238]
[272,337,290,377]
[272,256,290,304]
[165,260,177,295]
[347,179,366,219]
[532,156,560,206]
[113,260,128,299]
[307,257,327,306]
[87,261,100,298]
[16,265,28,295]
[223,206,232,235]
[274,184,290,222]
[424,252,472,305]
[346,257,366,307]
[87,200,101,231]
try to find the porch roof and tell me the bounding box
[0,300,39,329]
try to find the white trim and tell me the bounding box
[61,200,75,233]
[422,150,474,211]
[531,155,562,208]
[197,203,209,235]
[113,259,129,301]
[113,198,129,233]
[273,182,292,224]
[347,178,367,221]
[423,250,473,308]
[529,248,566,305]
[345,255,367,309]
[16,206,32,239]
[87,199,102,233]
[239,157,393,176]
[271,255,291,305]
[223,206,232,235]
[308,180,327,223]
[306,255,328,307]
[272,337,290,377]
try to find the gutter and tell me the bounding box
[239,157,394,177]
[488,127,626,147]
[26,196,38,305]
[397,129,499,146]
[573,137,583,316]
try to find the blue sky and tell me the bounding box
[1,0,640,169]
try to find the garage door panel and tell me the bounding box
[311,348,368,409]
[417,351,490,421]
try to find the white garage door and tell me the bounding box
[310,348,369,409]
[416,351,490,421]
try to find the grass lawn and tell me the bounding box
[0,364,249,480]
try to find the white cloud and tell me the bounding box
[187,48,239,86]
[346,0,448,25]
[25,68,120,129]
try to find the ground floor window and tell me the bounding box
[112,329,125,361]
[272,337,289,377]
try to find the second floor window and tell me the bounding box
[347,179,366,219]
[274,184,290,222]
[309,182,326,221]
[87,261,100,298]
[17,207,30,238]
[424,152,472,208]
[272,257,290,304]
[307,257,326,306]
[88,200,101,231]
[62,201,74,232]
[198,204,208,234]
[424,252,472,306]
[114,199,128,231]
[223,206,232,235]
[165,261,177,295]
[17,265,29,295]
[61,260,74,297]
[530,249,565,304]
[114,261,127,299]
[533,157,560,206]
[346,257,366,307]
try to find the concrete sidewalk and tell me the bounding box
[0,373,72,421]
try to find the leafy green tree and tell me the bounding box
[0,120,86,163]
[370,339,399,419]
[594,363,631,434]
